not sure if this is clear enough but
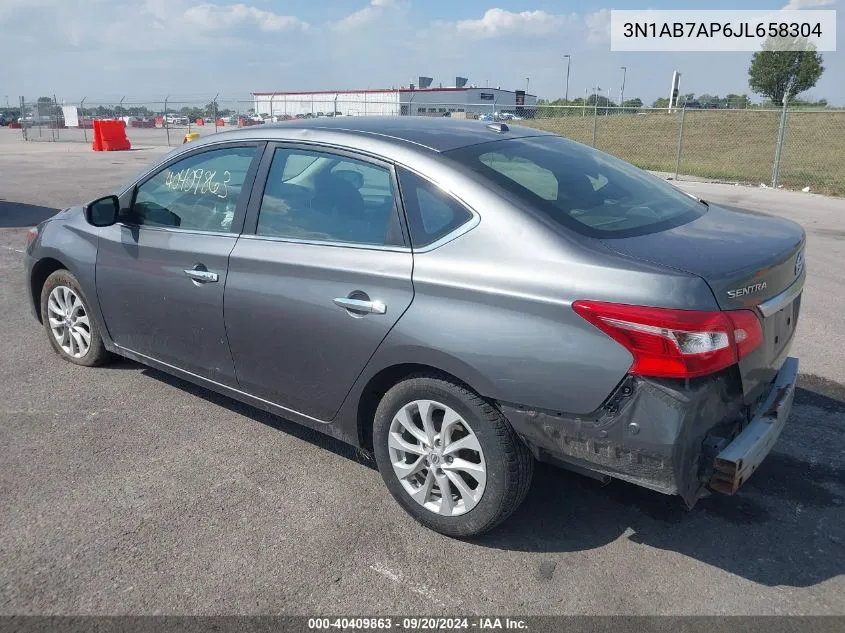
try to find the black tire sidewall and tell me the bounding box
[40,269,107,366]
[373,377,514,537]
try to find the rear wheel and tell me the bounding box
[373,374,533,537]
[40,269,112,367]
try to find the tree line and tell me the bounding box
[536,36,827,113]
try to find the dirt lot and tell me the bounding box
[1,130,843,616]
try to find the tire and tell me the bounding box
[373,374,533,537]
[40,269,112,367]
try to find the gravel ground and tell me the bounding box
[1,130,843,616]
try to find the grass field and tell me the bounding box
[520,110,845,196]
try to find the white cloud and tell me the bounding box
[584,9,610,43]
[782,0,836,8]
[182,3,309,32]
[452,8,573,38]
[333,0,401,31]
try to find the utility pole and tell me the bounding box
[620,66,627,111]
[526,77,530,94]
[563,54,571,104]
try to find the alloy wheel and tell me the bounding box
[47,285,91,359]
[387,399,487,516]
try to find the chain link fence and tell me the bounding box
[13,96,845,196]
[15,96,261,147]
[521,105,845,196]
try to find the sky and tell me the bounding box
[0,0,841,107]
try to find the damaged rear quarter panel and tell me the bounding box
[501,369,745,505]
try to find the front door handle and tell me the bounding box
[333,297,387,315]
[184,268,219,284]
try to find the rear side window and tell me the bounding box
[446,136,705,238]
[256,147,403,246]
[397,169,473,247]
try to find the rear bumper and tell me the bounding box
[500,357,798,506]
[709,356,798,494]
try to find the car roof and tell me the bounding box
[205,116,552,153]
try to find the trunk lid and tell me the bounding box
[601,203,805,403]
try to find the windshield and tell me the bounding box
[446,135,705,238]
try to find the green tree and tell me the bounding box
[697,93,718,107]
[748,37,824,104]
[652,97,670,108]
[36,96,54,117]
[127,106,152,117]
[180,106,204,120]
[205,101,220,118]
[724,93,751,108]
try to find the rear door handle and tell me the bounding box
[184,268,219,284]
[333,297,386,315]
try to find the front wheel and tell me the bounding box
[40,269,112,367]
[373,375,533,537]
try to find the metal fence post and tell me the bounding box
[591,96,598,147]
[164,96,170,146]
[52,94,59,141]
[772,95,789,188]
[80,97,87,144]
[674,106,686,181]
[20,96,26,141]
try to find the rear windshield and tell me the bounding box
[446,135,705,238]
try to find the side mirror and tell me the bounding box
[85,195,120,227]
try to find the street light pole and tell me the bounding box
[620,66,627,111]
[563,54,571,104]
[526,77,530,94]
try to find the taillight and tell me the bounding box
[572,300,763,379]
[726,309,764,361]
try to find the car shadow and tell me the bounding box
[123,360,369,466]
[0,200,59,228]
[123,359,844,587]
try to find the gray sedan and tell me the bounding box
[24,117,805,536]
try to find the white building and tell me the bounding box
[252,87,538,118]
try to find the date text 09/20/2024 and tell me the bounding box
[307,617,528,630]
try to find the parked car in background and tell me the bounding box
[24,118,804,537]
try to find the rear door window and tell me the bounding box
[255,147,404,246]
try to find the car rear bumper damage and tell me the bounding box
[708,356,798,494]
[500,357,799,506]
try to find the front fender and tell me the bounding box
[29,212,113,348]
